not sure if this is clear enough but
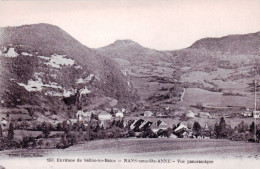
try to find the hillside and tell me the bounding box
[97,39,182,110]
[97,31,260,110]
[0,24,136,120]
[0,23,259,120]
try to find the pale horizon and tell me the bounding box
[0,0,260,50]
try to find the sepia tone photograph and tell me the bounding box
[0,0,260,168]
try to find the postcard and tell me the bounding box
[0,0,259,169]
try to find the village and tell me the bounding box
[1,104,260,150]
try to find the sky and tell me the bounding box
[0,0,260,50]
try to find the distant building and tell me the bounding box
[174,123,188,133]
[139,120,149,129]
[76,110,92,122]
[242,111,252,117]
[253,111,260,118]
[143,111,153,117]
[115,111,124,118]
[186,110,195,118]
[151,120,168,133]
[98,111,112,121]
[1,119,8,127]
[199,112,211,118]
[130,119,145,131]
[204,123,209,131]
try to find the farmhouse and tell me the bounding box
[115,111,124,118]
[174,123,188,133]
[136,120,153,131]
[143,111,153,117]
[139,120,148,129]
[98,111,112,121]
[76,110,92,122]
[151,120,168,133]
[242,110,252,117]
[130,119,145,131]
[1,119,8,127]
[198,112,211,118]
[130,120,137,130]
[186,110,195,118]
[253,111,260,118]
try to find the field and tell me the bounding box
[183,88,255,108]
[0,138,259,160]
[12,130,63,140]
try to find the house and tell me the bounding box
[76,110,92,122]
[130,120,138,130]
[253,111,260,118]
[130,119,145,131]
[242,111,252,117]
[156,112,163,117]
[174,123,188,133]
[121,108,126,113]
[139,120,148,129]
[115,111,124,118]
[151,120,168,133]
[186,110,195,118]
[182,131,189,138]
[198,112,211,118]
[143,111,153,117]
[157,120,168,128]
[1,119,8,127]
[98,111,112,121]
[156,112,167,117]
[204,123,209,131]
[140,121,153,131]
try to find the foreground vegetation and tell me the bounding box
[0,115,260,152]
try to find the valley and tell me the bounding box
[0,24,260,155]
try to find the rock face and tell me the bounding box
[0,24,136,118]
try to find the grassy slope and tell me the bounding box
[1,138,259,159]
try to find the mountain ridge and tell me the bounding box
[0,23,137,119]
[0,23,259,120]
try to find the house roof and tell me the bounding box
[186,110,195,117]
[175,123,188,132]
[157,120,167,126]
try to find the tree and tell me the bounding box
[117,119,124,128]
[38,139,43,148]
[61,134,67,146]
[94,123,100,132]
[42,122,50,138]
[237,121,246,133]
[257,130,260,142]
[250,121,256,135]
[8,122,14,140]
[56,122,63,131]
[21,136,30,148]
[196,102,203,111]
[62,120,70,134]
[219,117,228,139]
[192,121,201,137]
[214,123,221,139]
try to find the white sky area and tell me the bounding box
[0,0,260,50]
